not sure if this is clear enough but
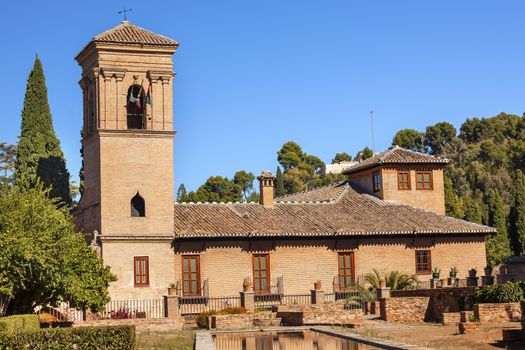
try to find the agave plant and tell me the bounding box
[364,269,418,290]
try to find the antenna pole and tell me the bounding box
[370,110,376,153]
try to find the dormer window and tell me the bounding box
[416,171,433,190]
[397,171,411,190]
[372,172,381,192]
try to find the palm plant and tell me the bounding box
[364,269,418,290]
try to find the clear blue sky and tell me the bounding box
[1,1,525,192]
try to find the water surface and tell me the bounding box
[214,331,381,350]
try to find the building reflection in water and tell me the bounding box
[214,331,379,350]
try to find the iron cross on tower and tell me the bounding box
[118,6,133,21]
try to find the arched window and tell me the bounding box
[127,84,145,129]
[131,192,145,217]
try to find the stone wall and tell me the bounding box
[441,312,461,325]
[74,317,184,333]
[275,303,363,326]
[474,302,521,323]
[392,287,476,322]
[209,314,254,330]
[380,297,430,323]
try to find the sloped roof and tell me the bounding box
[89,21,179,47]
[343,146,449,175]
[173,182,494,238]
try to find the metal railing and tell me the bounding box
[178,296,241,315]
[101,299,165,319]
[175,278,209,298]
[35,302,84,322]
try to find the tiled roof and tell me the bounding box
[90,21,179,47]
[173,182,494,238]
[343,146,449,175]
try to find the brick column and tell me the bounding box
[164,295,180,319]
[241,291,255,312]
[311,289,325,304]
[376,287,390,300]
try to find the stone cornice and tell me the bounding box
[97,129,176,138]
[100,67,127,82]
[148,70,174,83]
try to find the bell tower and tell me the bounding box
[75,21,178,238]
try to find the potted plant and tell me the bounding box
[243,279,252,292]
[468,268,477,278]
[432,267,440,280]
[449,266,458,286]
[314,279,322,290]
[168,283,177,296]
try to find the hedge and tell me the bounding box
[474,281,523,303]
[0,315,40,335]
[0,325,135,350]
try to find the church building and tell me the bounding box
[74,22,495,301]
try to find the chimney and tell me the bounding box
[257,171,275,207]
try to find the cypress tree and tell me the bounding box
[444,176,464,219]
[275,166,285,196]
[14,56,71,206]
[485,189,511,266]
[464,198,482,224]
[510,170,525,255]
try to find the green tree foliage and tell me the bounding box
[425,122,456,155]
[355,146,374,161]
[14,57,71,207]
[464,198,483,224]
[176,183,188,202]
[364,269,417,290]
[332,152,352,164]
[0,182,116,315]
[485,189,511,266]
[444,175,464,219]
[233,170,255,201]
[274,166,285,197]
[392,129,424,152]
[0,143,16,186]
[510,170,525,255]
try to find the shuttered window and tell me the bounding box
[134,256,149,286]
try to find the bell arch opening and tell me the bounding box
[127,84,145,129]
[131,192,145,217]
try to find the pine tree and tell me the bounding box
[275,166,285,196]
[14,56,71,206]
[485,189,511,266]
[510,170,525,255]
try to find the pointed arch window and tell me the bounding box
[127,84,145,129]
[131,192,145,217]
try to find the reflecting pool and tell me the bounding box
[213,331,381,350]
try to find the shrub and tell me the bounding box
[0,315,39,335]
[474,282,523,303]
[364,269,417,290]
[195,307,247,328]
[0,325,135,350]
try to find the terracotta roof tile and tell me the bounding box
[173,182,494,238]
[90,21,179,47]
[343,146,449,175]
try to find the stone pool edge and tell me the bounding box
[196,326,433,350]
[312,326,434,350]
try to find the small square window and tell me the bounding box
[415,250,432,274]
[397,171,411,190]
[416,171,433,190]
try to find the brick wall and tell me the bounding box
[275,303,363,326]
[380,297,430,323]
[474,302,522,323]
[392,287,476,322]
[74,317,184,333]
